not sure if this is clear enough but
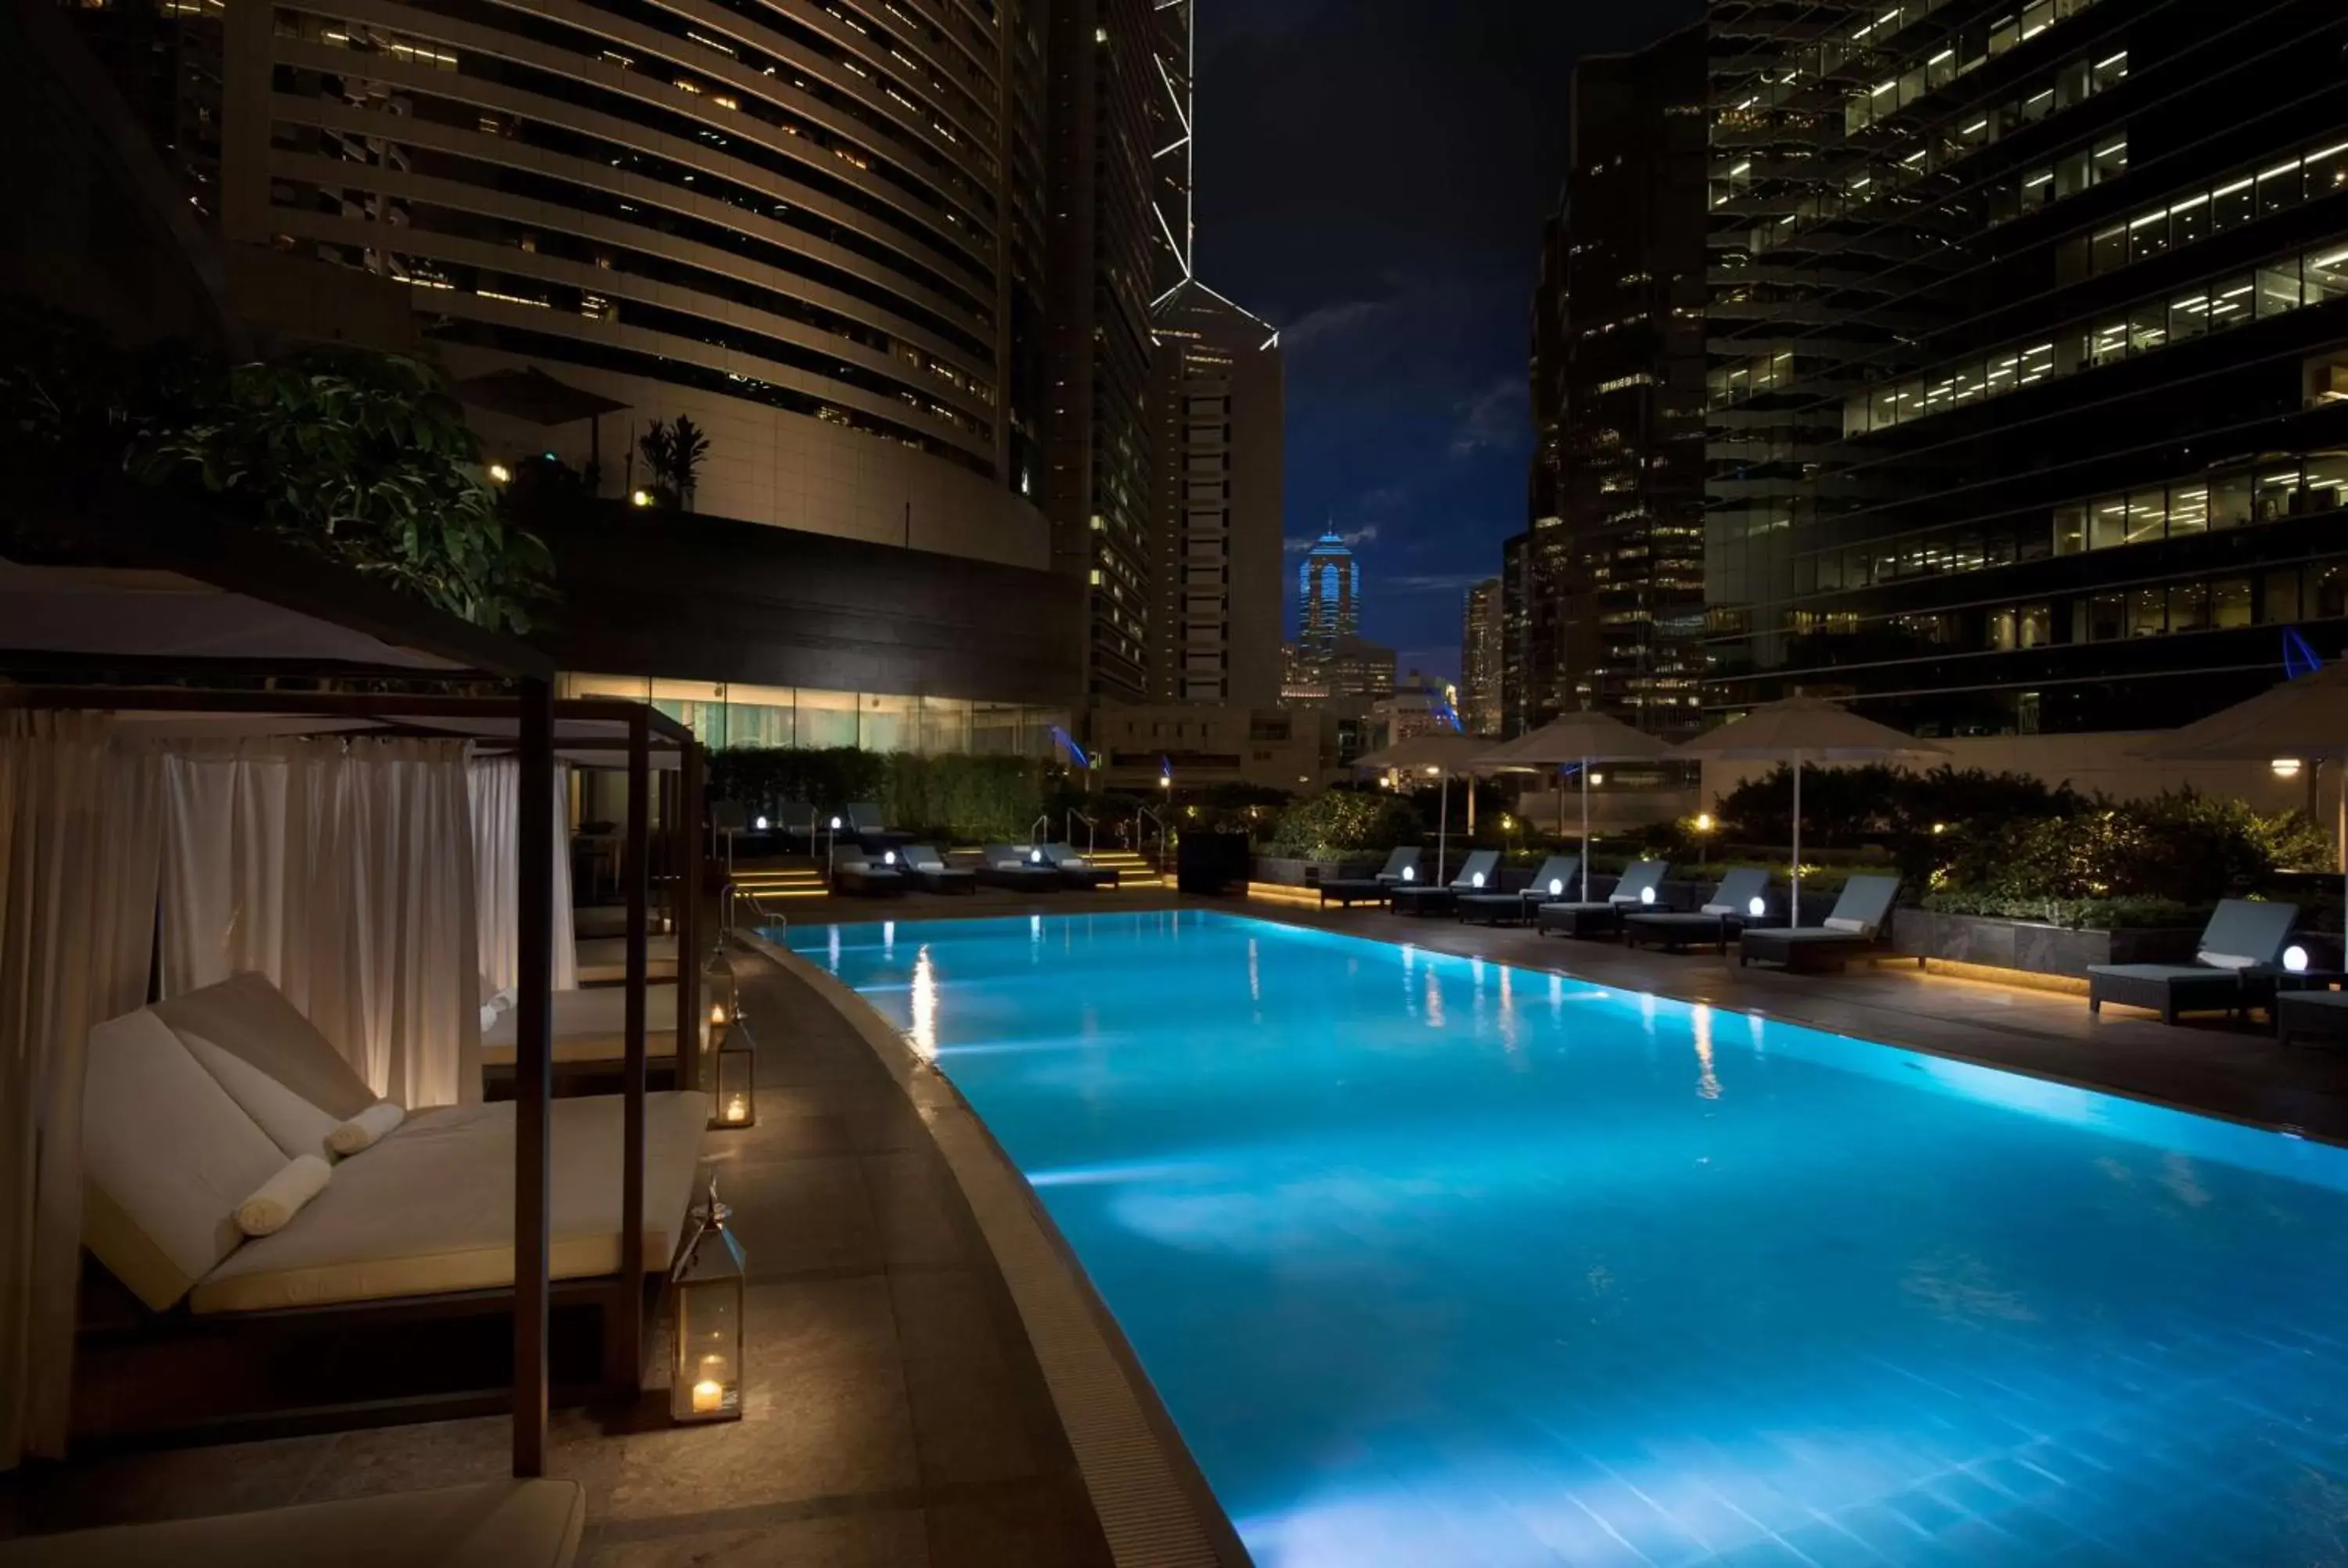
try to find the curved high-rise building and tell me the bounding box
[202,0,1053,566]
[1298,529,1362,659]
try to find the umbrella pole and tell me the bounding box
[1580,759,1591,903]
[1792,752,1803,927]
[1438,774,1450,885]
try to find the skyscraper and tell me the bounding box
[1553,27,1710,736]
[1298,530,1363,660]
[1701,0,2348,733]
[1044,0,1161,702]
[124,0,1058,565]
[1143,0,1284,707]
[1460,577,1506,735]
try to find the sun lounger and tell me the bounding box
[1317,847,1421,908]
[837,801,914,851]
[1537,860,1669,937]
[1039,843,1120,888]
[1625,868,1775,954]
[1738,873,1905,972]
[1392,849,1502,916]
[1457,854,1579,926]
[2087,897,2299,1023]
[2276,987,2348,1047]
[901,844,977,894]
[976,843,1064,891]
[771,799,816,846]
[833,845,909,896]
[0,1480,585,1568]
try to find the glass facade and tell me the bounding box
[564,674,1067,758]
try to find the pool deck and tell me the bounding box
[796,885,2348,1144]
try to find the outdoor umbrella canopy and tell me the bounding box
[1472,710,1677,903]
[1676,697,1948,921]
[2137,660,2348,922]
[1353,732,1496,886]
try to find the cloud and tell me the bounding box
[1284,523,1381,555]
[1280,297,1395,351]
[1447,376,1529,459]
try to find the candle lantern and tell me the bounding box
[701,943,737,1050]
[710,1015,757,1130]
[669,1174,747,1424]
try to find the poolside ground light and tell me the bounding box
[671,1174,747,1423]
[754,815,769,831]
[710,1016,756,1130]
[1640,885,1656,905]
[1548,877,1564,896]
[2285,944,2312,973]
[1748,894,1767,919]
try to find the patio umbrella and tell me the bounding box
[1676,697,1948,923]
[2137,659,2348,921]
[1353,732,1494,886]
[1473,710,1678,903]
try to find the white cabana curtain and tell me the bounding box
[470,756,578,995]
[161,737,481,1109]
[0,714,162,1466]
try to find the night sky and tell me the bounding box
[1193,0,1704,684]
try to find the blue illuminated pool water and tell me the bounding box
[790,910,2348,1566]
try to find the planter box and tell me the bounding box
[1891,909,2203,978]
[1251,856,1375,887]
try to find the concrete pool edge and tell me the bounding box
[739,929,1254,1568]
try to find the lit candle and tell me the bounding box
[709,1002,728,1027]
[691,1379,724,1414]
[726,1096,747,1123]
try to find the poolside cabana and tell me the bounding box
[2,477,701,1480]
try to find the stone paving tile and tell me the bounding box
[582,1509,932,1567]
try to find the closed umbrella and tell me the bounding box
[2137,660,2348,922]
[1474,711,1677,903]
[1676,697,1947,922]
[1353,732,1494,886]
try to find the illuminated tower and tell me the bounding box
[1298,530,1362,660]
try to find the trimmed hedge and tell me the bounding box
[708,748,1051,842]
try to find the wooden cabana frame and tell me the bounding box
[4,492,704,1476]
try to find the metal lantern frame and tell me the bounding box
[669,1176,747,1424]
[710,1014,756,1131]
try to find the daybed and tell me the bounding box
[1316,847,1421,908]
[1537,860,1669,938]
[1391,849,1502,917]
[2086,897,2299,1024]
[977,843,1064,891]
[1457,854,1579,926]
[902,844,978,894]
[1039,842,1121,889]
[574,933,679,985]
[1737,873,1904,972]
[77,973,706,1434]
[1624,867,1774,954]
[479,981,695,1088]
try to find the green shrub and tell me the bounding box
[1918,891,2200,930]
[1266,789,1424,860]
[1940,789,2323,905]
[708,748,1050,841]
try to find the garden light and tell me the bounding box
[1748,896,1766,918]
[1401,865,1417,882]
[830,815,842,830]
[632,487,654,507]
[884,850,898,866]
[1694,812,1715,832]
[1470,872,1486,888]
[754,815,769,831]
[1640,886,1655,904]
[1549,878,1564,896]
[2285,944,2311,973]
[487,462,511,484]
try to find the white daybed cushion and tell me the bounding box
[149,972,376,1156]
[0,1478,586,1568]
[82,1010,289,1311]
[189,1091,708,1314]
[479,983,682,1066]
[236,1154,333,1237]
[574,935,679,985]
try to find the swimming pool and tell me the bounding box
[790,909,2348,1566]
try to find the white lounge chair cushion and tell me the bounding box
[2199,950,2258,969]
[1700,903,1736,916]
[1823,916,1873,935]
[0,1479,585,1568]
[149,972,376,1126]
[479,984,684,1066]
[236,1155,333,1237]
[189,1091,708,1314]
[328,1100,406,1156]
[175,1027,350,1164]
[82,1010,289,1310]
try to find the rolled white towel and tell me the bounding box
[326,1099,406,1156]
[235,1154,333,1237]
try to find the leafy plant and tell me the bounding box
[1266,788,1424,860]
[637,415,710,510]
[1919,891,2200,930]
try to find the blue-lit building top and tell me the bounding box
[1298,530,1362,659]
